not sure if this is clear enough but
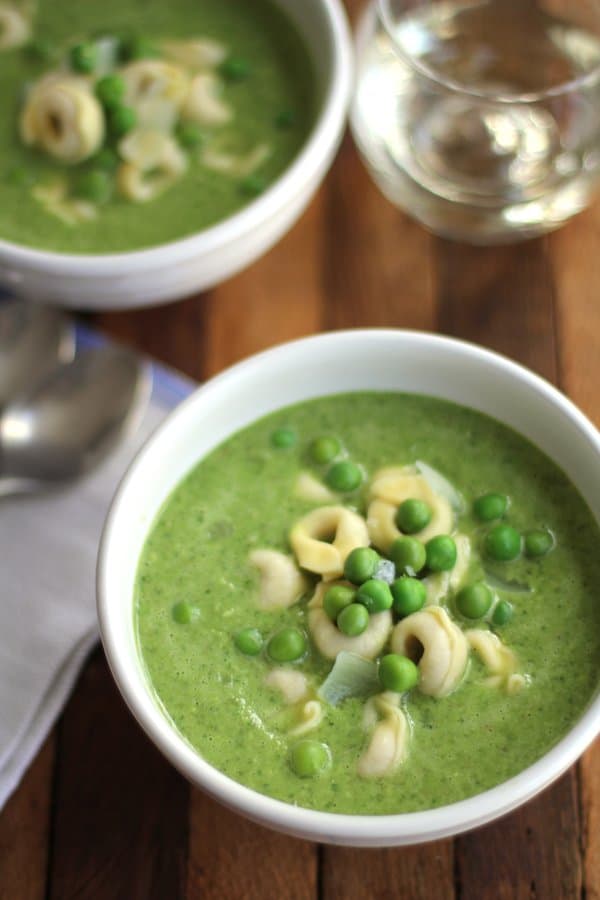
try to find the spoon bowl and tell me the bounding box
[0,345,151,496]
[0,299,75,407]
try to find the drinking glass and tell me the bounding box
[351,0,600,242]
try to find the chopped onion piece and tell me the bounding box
[484,570,532,595]
[318,651,380,707]
[374,558,395,584]
[415,460,465,513]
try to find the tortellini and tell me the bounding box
[289,506,370,580]
[248,549,308,611]
[422,533,471,605]
[294,472,336,504]
[0,3,30,49]
[358,692,410,778]
[466,629,528,695]
[161,38,227,71]
[20,75,105,163]
[121,60,190,131]
[261,460,529,782]
[391,606,468,697]
[117,129,187,201]
[308,581,392,660]
[367,466,454,553]
[32,179,97,225]
[264,668,309,704]
[200,142,271,177]
[289,700,323,737]
[183,72,232,126]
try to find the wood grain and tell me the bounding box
[435,233,583,899]
[182,195,326,900]
[317,136,456,900]
[47,650,189,900]
[581,742,600,900]
[322,134,435,331]
[95,291,207,380]
[548,203,600,900]
[198,190,324,379]
[0,737,54,900]
[435,238,559,381]
[1,0,599,892]
[186,793,317,900]
[455,774,582,900]
[321,843,455,900]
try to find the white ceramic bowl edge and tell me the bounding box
[0,0,353,309]
[98,329,600,846]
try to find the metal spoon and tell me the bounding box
[0,299,75,407]
[0,345,151,497]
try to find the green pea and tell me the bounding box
[176,122,204,150]
[396,498,432,534]
[323,585,356,621]
[378,654,419,692]
[74,169,112,204]
[390,536,426,575]
[309,435,341,465]
[109,104,137,137]
[171,601,198,624]
[456,582,493,619]
[356,579,393,613]
[240,174,267,197]
[337,603,369,637]
[326,460,363,493]
[95,74,126,110]
[485,524,521,561]
[290,740,331,777]
[524,529,554,558]
[425,535,457,572]
[270,426,296,448]
[234,627,263,656]
[220,57,251,81]
[391,576,426,617]
[275,109,295,129]
[474,492,509,522]
[92,147,119,172]
[120,35,160,61]
[492,599,513,626]
[343,547,380,585]
[267,627,306,662]
[69,42,97,74]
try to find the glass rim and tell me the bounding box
[377,0,600,103]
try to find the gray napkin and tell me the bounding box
[0,329,193,809]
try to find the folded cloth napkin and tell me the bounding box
[0,325,194,810]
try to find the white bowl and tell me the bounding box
[98,330,600,846]
[0,0,352,311]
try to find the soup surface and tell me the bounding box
[135,393,600,814]
[0,0,314,253]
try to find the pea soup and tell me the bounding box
[135,393,600,814]
[0,0,314,253]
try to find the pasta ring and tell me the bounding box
[391,606,468,697]
[289,505,369,579]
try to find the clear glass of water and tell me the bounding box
[351,0,600,242]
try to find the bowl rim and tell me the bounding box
[97,329,600,845]
[0,0,352,273]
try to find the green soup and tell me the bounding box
[0,0,314,253]
[135,393,600,814]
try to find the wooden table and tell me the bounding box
[2,3,600,894]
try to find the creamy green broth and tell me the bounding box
[135,393,600,814]
[0,0,314,253]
